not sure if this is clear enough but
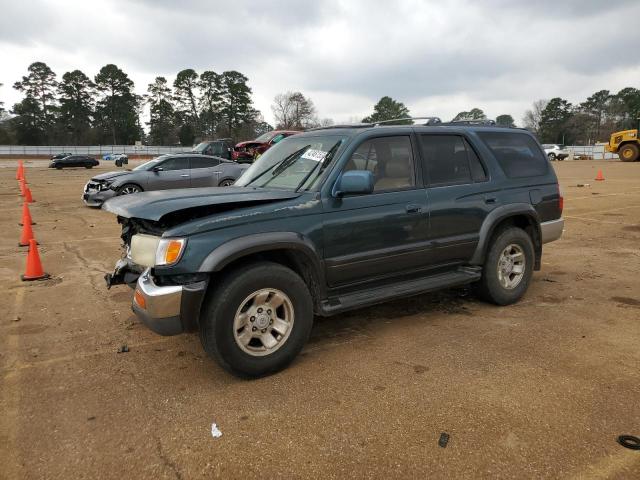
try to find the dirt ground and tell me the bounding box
[1,159,639,479]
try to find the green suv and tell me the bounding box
[104,121,564,378]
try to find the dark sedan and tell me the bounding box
[50,155,99,169]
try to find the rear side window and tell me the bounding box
[478,132,548,178]
[419,135,486,186]
[159,157,190,171]
[191,157,219,169]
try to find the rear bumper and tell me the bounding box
[132,269,208,336]
[541,218,564,244]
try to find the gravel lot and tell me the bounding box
[1,160,639,479]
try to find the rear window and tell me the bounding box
[478,132,548,178]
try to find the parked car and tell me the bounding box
[83,153,248,207]
[232,130,299,162]
[192,139,234,160]
[51,152,72,160]
[50,155,99,169]
[542,144,569,161]
[103,122,564,378]
[111,153,129,167]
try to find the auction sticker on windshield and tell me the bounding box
[301,149,327,162]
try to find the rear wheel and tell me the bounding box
[547,153,556,161]
[117,183,142,195]
[199,261,313,378]
[218,179,234,187]
[618,143,639,162]
[478,227,534,305]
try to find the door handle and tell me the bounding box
[180,174,189,177]
[406,204,422,214]
[484,196,497,204]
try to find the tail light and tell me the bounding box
[558,186,564,215]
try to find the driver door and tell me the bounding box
[151,156,191,190]
[322,135,430,287]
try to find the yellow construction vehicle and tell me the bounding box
[606,120,640,162]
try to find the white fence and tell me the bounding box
[566,144,617,160]
[0,145,189,156]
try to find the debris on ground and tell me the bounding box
[617,435,640,450]
[211,423,222,438]
[576,183,590,187]
[438,432,449,448]
[117,345,129,353]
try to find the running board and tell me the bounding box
[320,267,481,316]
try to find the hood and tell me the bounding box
[235,140,265,148]
[102,186,302,222]
[91,170,133,182]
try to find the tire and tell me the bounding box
[218,179,234,187]
[547,153,556,161]
[199,261,314,378]
[478,227,535,306]
[85,165,93,169]
[117,183,143,195]
[618,143,639,162]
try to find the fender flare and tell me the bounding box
[198,231,326,296]
[469,203,541,266]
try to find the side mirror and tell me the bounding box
[152,166,163,172]
[333,170,374,197]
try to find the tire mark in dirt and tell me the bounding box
[62,241,108,298]
[155,437,183,480]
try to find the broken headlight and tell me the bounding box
[130,234,187,267]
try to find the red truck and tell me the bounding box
[233,130,299,162]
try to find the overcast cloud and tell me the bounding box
[1,0,639,126]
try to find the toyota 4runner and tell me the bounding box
[103,122,564,378]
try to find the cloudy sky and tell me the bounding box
[1,0,639,127]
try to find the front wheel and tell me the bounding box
[199,262,314,378]
[619,143,639,162]
[478,227,534,305]
[117,183,142,195]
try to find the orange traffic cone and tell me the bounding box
[19,202,35,226]
[19,179,25,196]
[25,187,34,203]
[16,161,24,180]
[21,239,49,281]
[595,169,605,181]
[19,220,35,247]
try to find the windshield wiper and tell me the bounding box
[294,141,341,192]
[245,145,310,187]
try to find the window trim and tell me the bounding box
[339,134,420,195]
[418,132,489,188]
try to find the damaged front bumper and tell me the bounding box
[105,257,144,289]
[131,269,208,336]
[83,183,117,207]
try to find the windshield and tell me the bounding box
[254,131,276,143]
[192,142,210,153]
[133,158,163,171]
[235,135,346,191]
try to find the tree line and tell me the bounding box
[0,62,270,146]
[522,88,640,144]
[1,63,639,146]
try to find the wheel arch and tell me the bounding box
[470,204,542,270]
[199,232,326,312]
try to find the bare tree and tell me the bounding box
[271,91,318,129]
[523,99,548,134]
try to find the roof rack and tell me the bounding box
[306,123,374,131]
[442,119,496,126]
[373,116,442,126]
